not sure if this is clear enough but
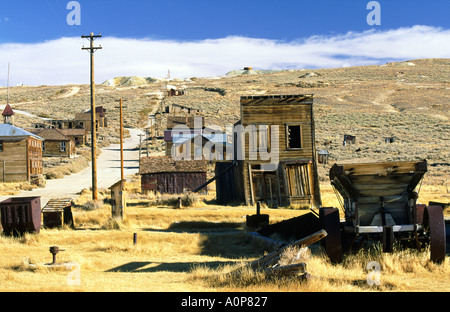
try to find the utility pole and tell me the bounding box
[82,33,102,201]
[120,98,124,181]
[6,62,10,105]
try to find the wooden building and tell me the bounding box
[164,116,205,156]
[29,128,75,158]
[167,103,205,115]
[60,128,87,146]
[216,94,321,208]
[74,106,107,131]
[171,133,229,160]
[0,124,43,182]
[140,156,208,194]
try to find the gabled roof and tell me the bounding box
[2,104,14,116]
[60,128,86,136]
[0,124,43,141]
[29,128,71,141]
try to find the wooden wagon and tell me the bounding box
[321,160,446,263]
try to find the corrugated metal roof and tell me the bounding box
[0,124,44,140]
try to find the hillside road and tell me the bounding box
[0,128,144,207]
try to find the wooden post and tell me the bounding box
[120,98,124,181]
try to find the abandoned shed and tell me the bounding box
[140,156,208,194]
[215,94,321,208]
[42,198,74,229]
[343,134,356,145]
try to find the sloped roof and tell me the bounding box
[173,133,228,145]
[2,104,14,116]
[29,128,71,141]
[0,124,43,140]
[140,156,207,174]
[60,128,86,136]
[166,115,204,130]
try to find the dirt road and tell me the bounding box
[0,128,144,207]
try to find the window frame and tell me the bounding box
[286,123,303,150]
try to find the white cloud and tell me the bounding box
[0,25,449,86]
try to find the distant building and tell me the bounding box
[74,106,107,131]
[60,128,87,146]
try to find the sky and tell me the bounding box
[0,0,449,86]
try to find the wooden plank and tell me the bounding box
[352,183,409,191]
[338,161,425,176]
[249,229,327,270]
[248,162,255,206]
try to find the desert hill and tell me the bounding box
[1,58,449,199]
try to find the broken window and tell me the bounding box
[286,124,302,149]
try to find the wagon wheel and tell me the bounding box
[319,207,342,263]
[423,206,446,263]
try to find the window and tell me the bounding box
[286,124,302,149]
[0,141,3,152]
[60,141,66,152]
[42,141,45,152]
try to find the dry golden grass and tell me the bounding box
[0,182,34,196]
[0,187,448,292]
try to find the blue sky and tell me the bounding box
[0,0,449,85]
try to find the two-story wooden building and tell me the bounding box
[0,124,44,182]
[216,94,321,208]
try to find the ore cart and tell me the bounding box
[322,160,446,263]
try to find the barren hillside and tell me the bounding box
[1,58,449,201]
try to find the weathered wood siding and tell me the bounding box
[237,95,320,208]
[43,140,75,158]
[141,172,207,194]
[240,95,315,161]
[0,138,42,182]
